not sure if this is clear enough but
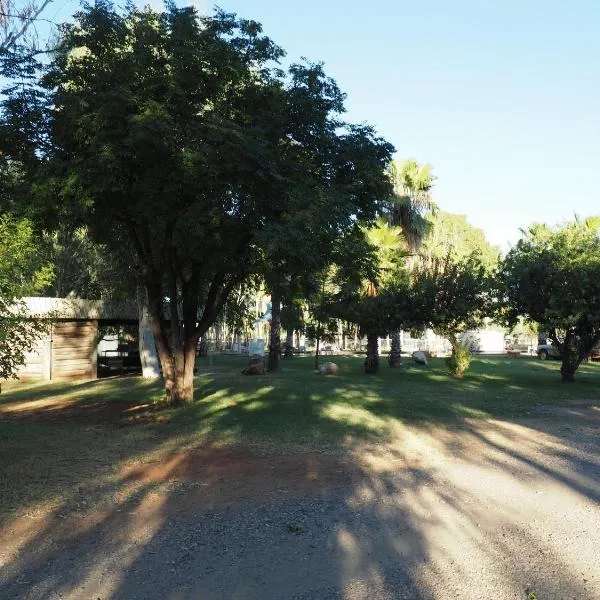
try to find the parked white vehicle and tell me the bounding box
[537,343,561,360]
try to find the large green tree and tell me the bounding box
[499,221,600,382]
[386,159,436,367]
[27,3,391,405]
[257,61,393,373]
[412,252,493,377]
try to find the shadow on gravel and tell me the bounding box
[1,417,599,599]
[0,355,599,599]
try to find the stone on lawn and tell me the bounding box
[242,356,265,376]
[412,351,428,366]
[318,362,339,375]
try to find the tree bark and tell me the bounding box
[283,329,294,358]
[364,333,379,374]
[560,362,576,383]
[145,276,199,406]
[267,285,281,372]
[560,345,580,383]
[388,328,402,367]
[137,286,160,378]
[314,323,321,370]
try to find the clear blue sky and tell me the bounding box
[46,0,600,249]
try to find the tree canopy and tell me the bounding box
[0,213,52,384]
[421,211,500,270]
[412,252,493,376]
[8,3,393,404]
[499,220,600,382]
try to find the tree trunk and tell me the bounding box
[560,349,580,383]
[314,323,321,370]
[145,280,198,407]
[364,333,379,374]
[267,286,281,372]
[388,328,402,367]
[137,286,160,378]
[552,330,581,383]
[283,329,294,358]
[560,363,576,383]
[182,338,197,400]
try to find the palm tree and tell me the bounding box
[387,159,436,367]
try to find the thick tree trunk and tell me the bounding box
[182,338,197,400]
[283,329,294,358]
[364,333,379,374]
[388,328,402,368]
[137,287,160,378]
[560,350,580,383]
[267,286,281,372]
[145,280,198,407]
[560,364,576,383]
[552,330,581,383]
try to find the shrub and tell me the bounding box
[445,343,472,377]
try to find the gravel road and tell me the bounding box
[1,410,599,599]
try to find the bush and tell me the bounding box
[445,343,472,377]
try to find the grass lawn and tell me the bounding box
[1,354,599,518]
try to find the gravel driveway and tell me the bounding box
[1,409,599,599]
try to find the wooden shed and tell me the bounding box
[17,297,138,382]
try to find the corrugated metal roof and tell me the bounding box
[22,297,138,321]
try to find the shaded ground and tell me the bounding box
[1,356,599,598]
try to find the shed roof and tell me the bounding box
[22,297,138,322]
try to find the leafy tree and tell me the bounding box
[499,221,600,382]
[0,213,52,386]
[256,60,393,373]
[386,159,436,367]
[421,211,500,270]
[43,225,135,300]
[388,159,436,251]
[321,228,414,375]
[29,3,391,405]
[413,252,492,377]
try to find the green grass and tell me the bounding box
[1,354,599,518]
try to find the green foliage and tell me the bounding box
[421,211,500,270]
[16,3,392,404]
[445,343,472,378]
[0,297,47,384]
[499,219,600,382]
[0,213,52,295]
[387,159,437,253]
[413,252,492,339]
[413,252,493,376]
[0,213,51,383]
[43,225,135,300]
[364,217,406,284]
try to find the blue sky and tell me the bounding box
[45,0,600,249]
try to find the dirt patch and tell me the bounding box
[119,447,358,509]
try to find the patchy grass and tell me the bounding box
[1,354,599,518]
